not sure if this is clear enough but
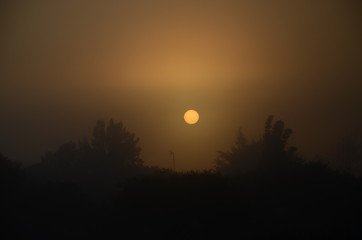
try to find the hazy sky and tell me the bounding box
[1,0,361,170]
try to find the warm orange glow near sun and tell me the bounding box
[184,110,199,125]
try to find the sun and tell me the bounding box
[184,110,199,124]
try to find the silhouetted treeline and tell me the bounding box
[1,116,362,239]
[216,115,300,176]
[27,119,150,198]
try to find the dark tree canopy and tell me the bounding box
[216,115,298,175]
[91,119,142,165]
[37,119,143,182]
[42,119,142,166]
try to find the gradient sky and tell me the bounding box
[1,0,361,170]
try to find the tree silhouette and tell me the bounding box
[92,120,107,156]
[37,119,143,183]
[42,119,142,165]
[215,128,262,175]
[262,115,295,163]
[216,115,298,175]
[104,119,142,166]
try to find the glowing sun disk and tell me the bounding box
[184,110,199,124]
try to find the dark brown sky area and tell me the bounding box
[1,0,361,170]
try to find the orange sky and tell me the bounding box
[1,0,361,170]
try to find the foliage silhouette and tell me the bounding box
[102,119,142,165]
[41,119,141,165]
[216,115,299,176]
[28,119,145,199]
[2,115,362,239]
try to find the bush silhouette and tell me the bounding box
[216,115,299,176]
[2,114,362,239]
[29,119,144,193]
[92,119,142,166]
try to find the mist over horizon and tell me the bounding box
[2,1,362,238]
[1,0,361,171]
